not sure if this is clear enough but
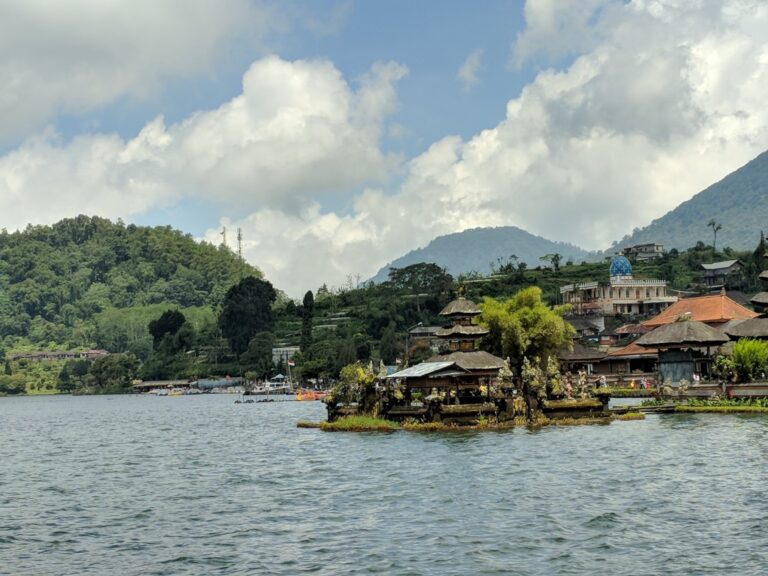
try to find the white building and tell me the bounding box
[560,256,677,316]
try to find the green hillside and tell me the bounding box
[371,226,597,282]
[609,149,768,252]
[0,216,258,382]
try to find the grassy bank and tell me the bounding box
[604,387,654,398]
[318,416,401,432]
[676,405,768,414]
[297,413,642,432]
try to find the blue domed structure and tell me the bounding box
[609,255,633,278]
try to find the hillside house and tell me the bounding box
[622,243,665,262]
[701,260,743,288]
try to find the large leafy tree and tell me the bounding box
[478,287,574,372]
[386,263,454,314]
[90,353,139,390]
[219,276,277,356]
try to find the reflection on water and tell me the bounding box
[2,395,768,575]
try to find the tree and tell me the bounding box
[754,231,766,266]
[539,253,562,273]
[219,276,277,356]
[240,331,275,379]
[478,287,574,373]
[148,309,187,349]
[301,290,314,352]
[57,359,91,393]
[386,263,454,314]
[379,321,398,364]
[90,353,139,391]
[708,219,723,253]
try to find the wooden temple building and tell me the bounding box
[384,297,505,422]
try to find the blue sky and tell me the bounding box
[1,0,767,295]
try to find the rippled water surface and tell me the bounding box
[2,395,768,575]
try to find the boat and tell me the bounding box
[295,389,327,401]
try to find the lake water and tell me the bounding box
[1,395,768,575]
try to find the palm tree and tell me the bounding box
[708,220,722,253]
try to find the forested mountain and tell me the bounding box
[0,215,258,352]
[608,149,768,252]
[370,226,596,282]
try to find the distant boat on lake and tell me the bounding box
[295,389,327,401]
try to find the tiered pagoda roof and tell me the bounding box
[751,267,768,311]
[439,297,481,317]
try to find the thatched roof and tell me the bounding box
[439,297,481,316]
[567,318,601,333]
[434,325,489,338]
[725,318,768,339]
[559,341,606,362]
[636,320,729,348]
[427,350,505,371]
[759,270,768,281]
[750,291,768,306]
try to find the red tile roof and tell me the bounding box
[642,293,758,327]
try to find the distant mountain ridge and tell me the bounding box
[372,149,768,282]
[608,149,768,253]
[371,226,597,282]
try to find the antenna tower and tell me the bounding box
[220,226,227,248]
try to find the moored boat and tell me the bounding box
[295,389,327,401]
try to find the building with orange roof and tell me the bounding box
[641,291,758,328]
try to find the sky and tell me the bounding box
[1,0,767,297]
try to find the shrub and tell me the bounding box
[732,339,768,382]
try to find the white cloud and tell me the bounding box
[512,0,620,67]
[457,49,483,90]
[215,0,768,296]
[0,56,407,233]
[0,0,272,144]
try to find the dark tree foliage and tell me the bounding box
[57,359,91,393]
[148,310,187,349]
[90,353,139,391]
[219,276,277,357]
[301,290,314,352]
[239,332,275,379]
[378,321,398,364]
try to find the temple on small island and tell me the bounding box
[323,294,609,426]
[379,296,505,422]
